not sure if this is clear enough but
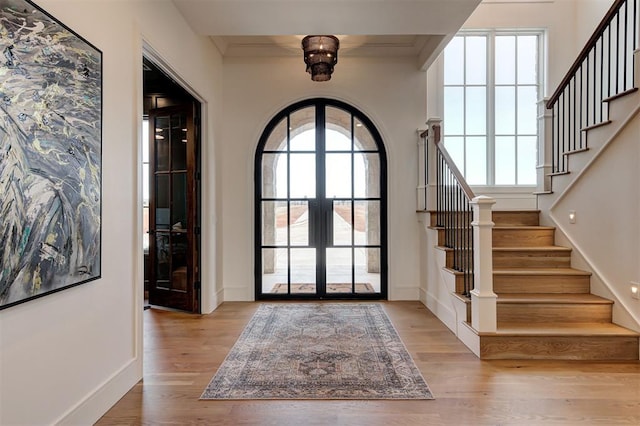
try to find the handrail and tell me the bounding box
[547,0,632,108]
[543,0,638,175]
[427,124,476,296]
[432,125,475,201]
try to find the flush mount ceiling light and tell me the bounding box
[302,35,339,82]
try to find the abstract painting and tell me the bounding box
[0,0,102,310]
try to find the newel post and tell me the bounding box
[423,118,441,211]
[536,97,553,193]
[470,195,497,333]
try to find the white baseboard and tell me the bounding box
[56,357,141,426]
[223,286,254,301]
[425,291,456,334]
[389,286,420,301]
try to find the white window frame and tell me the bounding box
[441,29,545,188]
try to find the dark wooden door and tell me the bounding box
[148,104,199,312]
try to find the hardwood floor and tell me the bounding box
[96,302,640,425]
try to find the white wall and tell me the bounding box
[550,109,640,331]
[0,1,222,424]
[465,0,614,95]
[220,56,426,301]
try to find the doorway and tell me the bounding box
[143,57,201,313]
[255,98,387,300]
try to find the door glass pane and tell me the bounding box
[155,174,170,229]
[290,248,316,293]
[171,232,188,292]
[155,117,170,171]
[354,200,380,246]
[262,153,286,198]
[172,114,187,170]
[289,201,310,246]
[354,119,378,151]
[333,200,352,246]
[355,247,380,293]
[290,153,316,198]
[326,248,352,289]
[172,172,187,230]
[354,153,379,198]
[289,107,315,151]
[155,233,170,288]
[264,117,287,151]
[262,248,288,293]
[325,153,351,198]
[326,128,351,151]
[325,107,351,151]
[262,201,288,246]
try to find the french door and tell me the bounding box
[255,99,387,299]
[148,104,200,312]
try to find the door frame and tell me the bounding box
[254,98,388,300]
[141,46,204,313]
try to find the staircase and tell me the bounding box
[476,210,639,360]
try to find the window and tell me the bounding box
[443,31,542,186]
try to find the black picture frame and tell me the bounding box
[0,0,102,310]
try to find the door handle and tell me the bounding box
[325,200,333,247]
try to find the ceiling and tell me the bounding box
[171,0,482,70]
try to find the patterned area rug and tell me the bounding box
[200,303,434,400]
[270,283,375,293]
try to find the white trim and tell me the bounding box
[56,359,141,426]
[141,40,214,313]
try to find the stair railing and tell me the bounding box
[434,125,475,297]
[545,0,639,176]
[420,120,497,332]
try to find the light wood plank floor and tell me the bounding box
[97,302,640,425]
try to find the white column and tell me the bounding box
[470,195,497,333]
[536,97,553,193]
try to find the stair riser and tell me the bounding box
[498,303,612,324]
[493,252,571,268]
[492,211,540,227]
[429,212,472,228]
[480,336,640,360]
[493,228,555,247]
[493,275,591,294]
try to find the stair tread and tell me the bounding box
[492,322,639,337]
[493,246,571,252]
[494,226,555,230]
[498,293,613,304]
[493,267,591,276]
